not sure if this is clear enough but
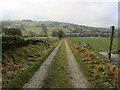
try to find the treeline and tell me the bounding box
[1,20,119,37]
[2,27,118,38]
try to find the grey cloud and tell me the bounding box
[0,0,118,28]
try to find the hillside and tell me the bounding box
[1,20,118,37]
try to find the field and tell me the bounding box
[68,37,118,52]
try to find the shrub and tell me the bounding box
[3,28,22,36]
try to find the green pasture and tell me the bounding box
[68,37,118,51]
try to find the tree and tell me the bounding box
[29,31,36,37]
[41,24,48,37]
[3,28,22,36]
[57,30,65,39]
[99,32,106,37]
[20,23,25,30]
[51,30,58,37]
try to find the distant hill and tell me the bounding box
[22,19,32,22]
[1,20,118,37]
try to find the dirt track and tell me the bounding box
[23,40,62,88]
[23,39,90,88]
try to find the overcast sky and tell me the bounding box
[0,0,119,28]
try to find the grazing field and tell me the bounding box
[68,37,118,52]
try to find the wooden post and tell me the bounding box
[108,26,115,59]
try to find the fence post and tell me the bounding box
[108,26,115,59]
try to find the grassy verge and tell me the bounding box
[66,39,120,88]
[42,39,72,88]
[3,39,60,88]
